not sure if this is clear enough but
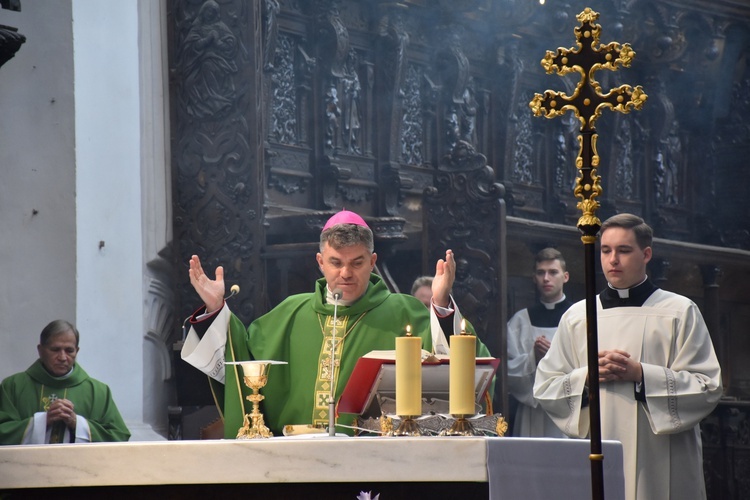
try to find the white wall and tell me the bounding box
[0,1,171,440]
[72,0,146,431]
[0,5,77,380]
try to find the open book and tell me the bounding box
[337,350,500,416]
[362,349,496,364]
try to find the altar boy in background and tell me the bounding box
[506,247,573,437]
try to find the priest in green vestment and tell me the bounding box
[182,210,493,437]
[0,320,131,445]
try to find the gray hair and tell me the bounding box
[411,276,433,295]
[40,320,79,347]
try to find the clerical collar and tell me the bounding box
[608,276,649,298]
[601,277,657,309]
[44,366,75,380]
[541,294,568,310]
[528,295,575,327]
[325,286,358,307]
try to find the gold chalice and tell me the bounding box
[226,360,287,439]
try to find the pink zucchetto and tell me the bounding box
[322,210,370,231]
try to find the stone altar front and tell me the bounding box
[0,436,624,499]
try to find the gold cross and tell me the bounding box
[529,7,647,239]
[321,356,340,380]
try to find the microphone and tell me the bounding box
[181,314,191,342]
[329,287,343,436]
[225,284,241,300]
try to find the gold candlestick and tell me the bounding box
[226,360,286,439]
[392,416,422,436]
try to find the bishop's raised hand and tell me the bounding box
[188,255,226,313]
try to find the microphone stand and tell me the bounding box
[328,289,342,436]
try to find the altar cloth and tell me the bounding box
[487,437,625,500]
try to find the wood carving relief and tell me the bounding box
[423,140,505,356]
[170,0,264,324]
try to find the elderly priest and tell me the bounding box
[0,320,130,444]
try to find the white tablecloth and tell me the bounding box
[487,437,625,500]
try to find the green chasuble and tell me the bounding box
[0,360,131,444]
[211,274,491,438]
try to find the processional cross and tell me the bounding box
[529,8,647,500]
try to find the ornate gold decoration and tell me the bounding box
[495,416,509,437]
[438,415,481,436]
[529,7,648,240]
[312,312,367,427]
[230,361,276,439]
[380,415,394,435]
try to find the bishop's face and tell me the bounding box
[317,242,377,302]
[600,226,652,289]
[38,330,79,377]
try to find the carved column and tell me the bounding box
[422,140,507,415]
[315,0,349,208]
[168,0,266,330]
[649,257,671,285]
[433,23,470,158]
[701,265,725,388]
[375,2,411,216]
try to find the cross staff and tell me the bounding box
[529,8,647,500]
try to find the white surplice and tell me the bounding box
[506,309,567,438]
[534,289,722,500]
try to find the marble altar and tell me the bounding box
[0,436,624,499]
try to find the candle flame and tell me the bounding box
[460,319,466,334]
[405,324,412,336]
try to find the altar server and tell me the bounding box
[506,247,574,437]
[534,213,722,500]
[0,320,130,444]
[182,210,491,437]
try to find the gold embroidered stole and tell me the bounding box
[312,312,366,428]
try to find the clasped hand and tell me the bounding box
[597,349,643,383]
[534,335,551,364]
[47,398,76,430]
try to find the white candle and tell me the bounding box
[396,325,422,417]
[449,332,476,416]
